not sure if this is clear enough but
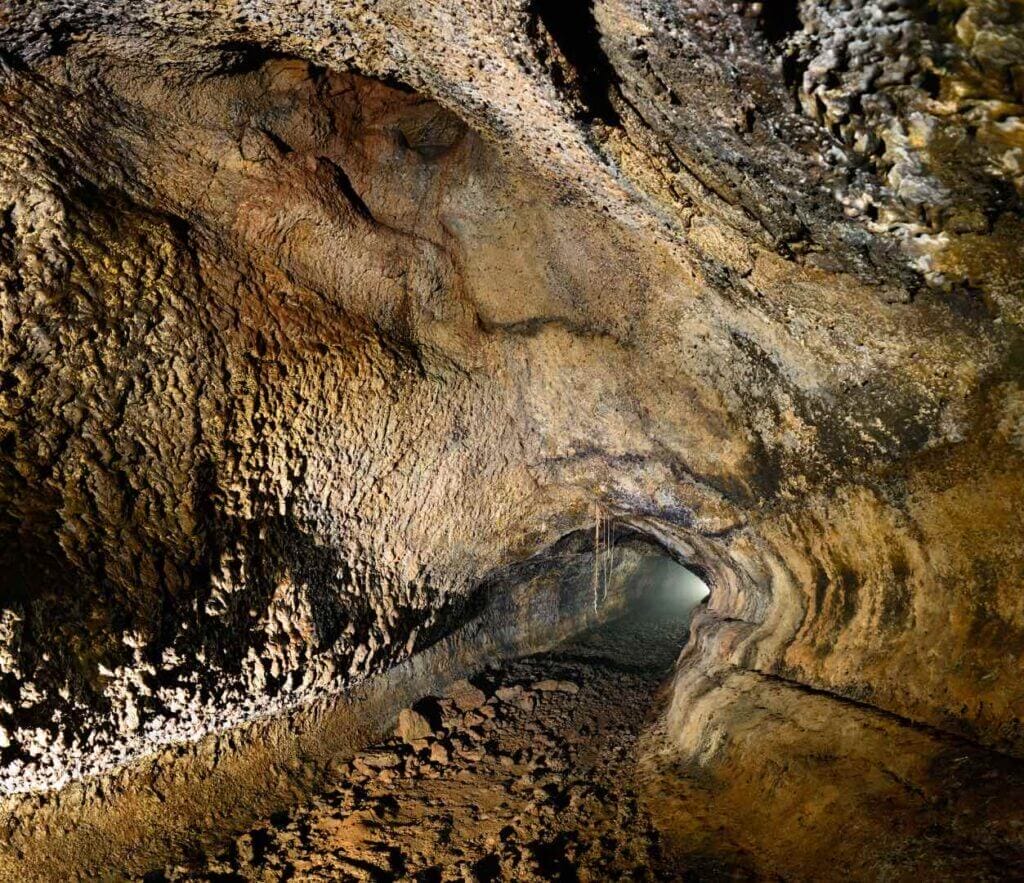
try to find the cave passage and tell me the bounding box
[625,555,710,613]
[140,554,709,881]
[4,0,1024,877]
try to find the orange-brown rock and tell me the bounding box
[0,0,1022,878]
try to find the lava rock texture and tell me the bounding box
[141,602,696,882]
[0,0,1022,877]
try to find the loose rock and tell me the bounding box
[396,708,433,744]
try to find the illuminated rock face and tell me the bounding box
[0,0,1022,873]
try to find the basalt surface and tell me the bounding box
[0,0,1022,878]
[139,597,697,883]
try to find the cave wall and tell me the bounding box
[0,0,1022,837]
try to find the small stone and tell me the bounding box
[330,759,353,778]
[533,679,579,694]
[236,832,256,864]
[495,686,522,703]
[429,742,450,765]
[463,710,486,728]
[358,750,400,769]
[446,679,487,712]
[396,707,434,743]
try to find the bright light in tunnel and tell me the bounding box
[652,557,710,611]
[623,553,710,614]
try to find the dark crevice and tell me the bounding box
[317,156,375,222]
[261,129,294,156]
[754,0,803,45]
[213,41,297,76]
[529,0,621,126]
[737,0,806,90]
[749,667,1024,766]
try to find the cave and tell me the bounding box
[1,0,1023,880]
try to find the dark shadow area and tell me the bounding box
[529,0,622,125]
[755,0,802,45]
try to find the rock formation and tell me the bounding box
[0,0,1022,877]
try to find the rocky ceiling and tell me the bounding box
[0,0,1022,877]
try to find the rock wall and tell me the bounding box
[0,0,1022,866]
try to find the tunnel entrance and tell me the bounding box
[441,522,712,671]
[620,550,711,613]
[535,542,711,682]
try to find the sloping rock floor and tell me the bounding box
[139,601,698,882]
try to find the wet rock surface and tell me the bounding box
[140,604,695,883]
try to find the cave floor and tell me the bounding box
[142,600,697,882]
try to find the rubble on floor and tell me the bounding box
[141,604,696,882]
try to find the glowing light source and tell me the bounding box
[624,554,710,613]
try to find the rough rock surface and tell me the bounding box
[143,598,1024,882]
[0,0,1022,877]
[138,600,695,882]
